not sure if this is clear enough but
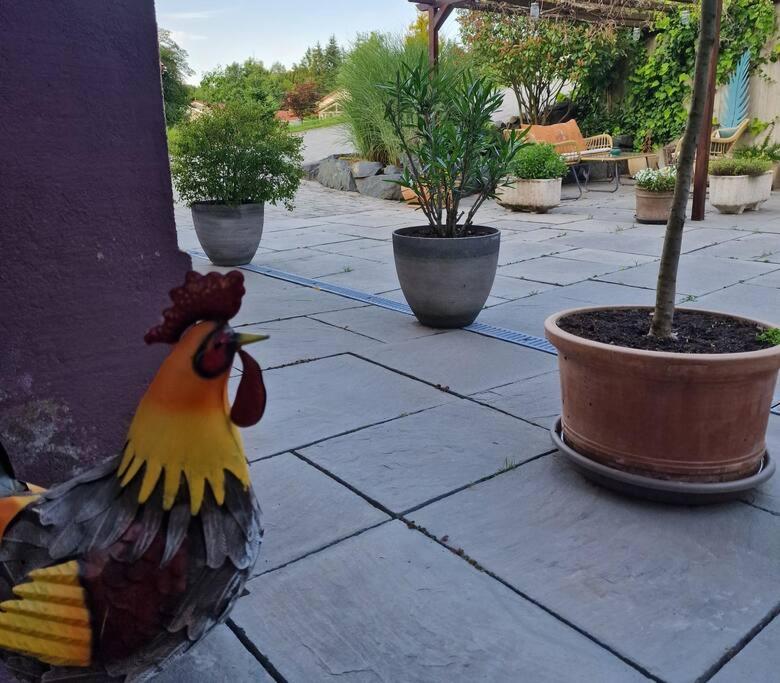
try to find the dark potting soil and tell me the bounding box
[403,226,495,238]
[558,308,776,354]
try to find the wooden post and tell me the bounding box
[428,7,439,65]
[691,0,723,221]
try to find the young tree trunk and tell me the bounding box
[649,0,720,338]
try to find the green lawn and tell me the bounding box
[292,115,345,132]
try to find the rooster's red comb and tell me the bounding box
[145,270,246,345]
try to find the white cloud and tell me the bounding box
[169,30,208,45]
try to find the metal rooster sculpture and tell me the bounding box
[0,270,267,681]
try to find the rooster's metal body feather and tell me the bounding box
[0,271,267,681]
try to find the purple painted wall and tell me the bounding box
[0,1,191,485]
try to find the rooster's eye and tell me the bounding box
[194,326,236,378]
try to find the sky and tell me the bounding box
[155,0,455,84]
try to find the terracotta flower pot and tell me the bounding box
[545,306,780,482]
[635,188,673,224]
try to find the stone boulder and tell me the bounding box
[317,156,357,192]
[351,160,383,179]
[383,164,403,175]
[355,174,403,201]
[302,161,320,180]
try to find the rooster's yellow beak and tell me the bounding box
[235,332,269,347]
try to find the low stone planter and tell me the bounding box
[191,202,264,266]
[709,171,773,215]
[635,189,673,224]
[392,227,500,328]
[496,178,562,213]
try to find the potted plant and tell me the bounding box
[708,156,774,215]
[381,62,525,328]
[170,102,303,265]
[497,143,567,213]
[634,166,677,224]
[544,0,780,502]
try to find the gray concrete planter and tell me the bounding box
[392,227,500,328]
[496,178,562,213]
[191,202,264,266]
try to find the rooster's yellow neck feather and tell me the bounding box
[117,323,250,514]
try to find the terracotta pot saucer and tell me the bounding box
[551,418,775,505]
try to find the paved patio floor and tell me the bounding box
[164,181,780,683]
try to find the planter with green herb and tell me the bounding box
[497,143,568,213]
[170,102,303,265]
[381,62,525,328]
[708,157,773,215]
[634,166,677,224]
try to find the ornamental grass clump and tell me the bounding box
[170,101,303,208]
[709,157,773,177]
[511,143,568,180]
[634,166,677,192]
[381,61,526,238]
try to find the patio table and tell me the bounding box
[581,152,656,193]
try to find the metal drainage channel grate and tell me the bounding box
[189,250,559,355]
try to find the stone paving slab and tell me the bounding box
[261,228,361,251]
[239,316,382,368]
[549,247,657,268]
[471,370,562,430]
[231,521,648,683]
[319,262,401,294]
[747,268,780,288]
[311,305,446,344]
[596,254,780,296]
[227,271,363,326]
[252,249,382,279]
[708,614,780,683]
[477,280,658,336]
[409,454,780,683]
[152,625,272,682]
[742,414,780,514]
[250,453,388,574]
[240,354,454,459]
[697,232,780,262]
[552,230,664,257]
[496,239,576,266]
[499,255,626,286]
[300,399,551,513]
[691,283,780,324]
[358,330,559,395]
[489,275,556,300]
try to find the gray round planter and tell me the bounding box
[392,226,500,328]
[191,202,264,266]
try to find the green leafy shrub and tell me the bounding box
[757,328,780,345]
[634,166,677,192]
[734,141,780,163]
[170,102,303,207]
[381,61,526,237]
[510,144,567,180]
[709,157,773,177]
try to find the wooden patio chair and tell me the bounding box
[665,118,750,164]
